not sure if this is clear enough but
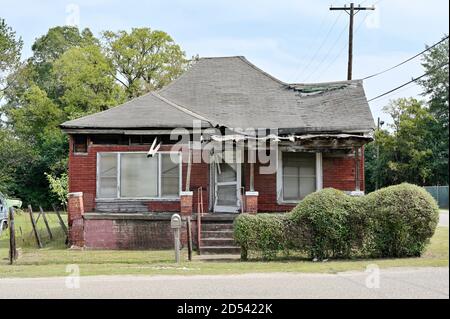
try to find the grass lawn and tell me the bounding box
[0,212,448,278]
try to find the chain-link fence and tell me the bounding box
[424,186,449,209]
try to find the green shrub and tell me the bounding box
[234,213,288,260]
[234,184,439,261]
[365,183,439,257]
[289,188,366,259]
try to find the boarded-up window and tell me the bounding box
[73,135,88,153]
[282,152,316,201]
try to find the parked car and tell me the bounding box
[0,192,22,235]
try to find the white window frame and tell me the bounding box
[96,151,182,200]
[276,150,323,204]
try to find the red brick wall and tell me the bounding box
[242,151,365,213]
[84,217,197,249]
[69,136,364,214]
[68,137,209,213]
[323,151,365,192]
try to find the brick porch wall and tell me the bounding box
[83,217,197,250]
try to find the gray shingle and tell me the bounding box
[61,56,375,133]
[60,91,210,129]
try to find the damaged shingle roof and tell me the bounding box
[61,56,375,133]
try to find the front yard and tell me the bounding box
[0,212,448,278]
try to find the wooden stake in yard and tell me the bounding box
[52,204,68,236]
[39,206,53,240]
[8,207,17,264]
[187,216,193,261]
[28,205,43,248]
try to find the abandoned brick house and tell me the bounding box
[60,56,375,253]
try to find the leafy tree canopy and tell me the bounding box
[103,27,188,98]
[0,18,23,96]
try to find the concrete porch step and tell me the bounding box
[202,230,234,239]
[199,246,241,255]
[201,223,234,231]
[201,238,236,246]
[201,214,238,222]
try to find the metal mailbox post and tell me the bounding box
[171,214,182,263]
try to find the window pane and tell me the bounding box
[283,176,299,200]
[120,153,158,197]
[217,163,237,183]
[282,152,316,201]
[161,154,180,197]
[98,153,117,198]
[300,163,315,177]
[217,185,237,206]
[300,177,316,199]
[283,166,298,176]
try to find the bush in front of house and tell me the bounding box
[234,213,289,260]
[364,183,439,258]
[234,183,439,261]
[289,188,367,260]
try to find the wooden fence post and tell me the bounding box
[9,207,17,264]
[28,205,43,248]
[39,206,53,240]
[52,204,68,236]
[187,217,193,261]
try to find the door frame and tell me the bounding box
[212,149,242,213]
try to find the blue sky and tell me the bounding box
[1,0,449,125]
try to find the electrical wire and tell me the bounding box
[362,36,449,80]
[367,61,449,102]
[293,10,344,81]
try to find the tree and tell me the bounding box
[0,25,190,208]
[0,129,35,194]
[418,36,449,185]
[30,26,97,99]
[53,45,125,119]
[0,18,23,96]
[102,28,188,98]
[366,98,437,191]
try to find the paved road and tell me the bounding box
[440,211,449,227]
[0,267,448,299]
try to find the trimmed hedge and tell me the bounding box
[365,183,439,257]
[234,183,439,260]
[289,188,367,259]
[234,213,289,260]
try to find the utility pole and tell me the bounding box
[375,117,384,190]
[330,3,375,80]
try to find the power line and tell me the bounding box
[294,10,344,81]
[288,6,330,80]
[367,61,449,102]
[362,36,449,80]
[302,21,349,82]
[370,82,420,105]
[330,2,376,80]
[310,10,370,82]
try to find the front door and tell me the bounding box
[213,151,242,213]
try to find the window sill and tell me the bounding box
[277,200,301,205]
[73,152,89,156]
[95,198,180,202]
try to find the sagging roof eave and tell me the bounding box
[61,125,374,136]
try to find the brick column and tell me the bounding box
[245,191,259,214]
[180,191,193,216]
[68,192,85,247]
